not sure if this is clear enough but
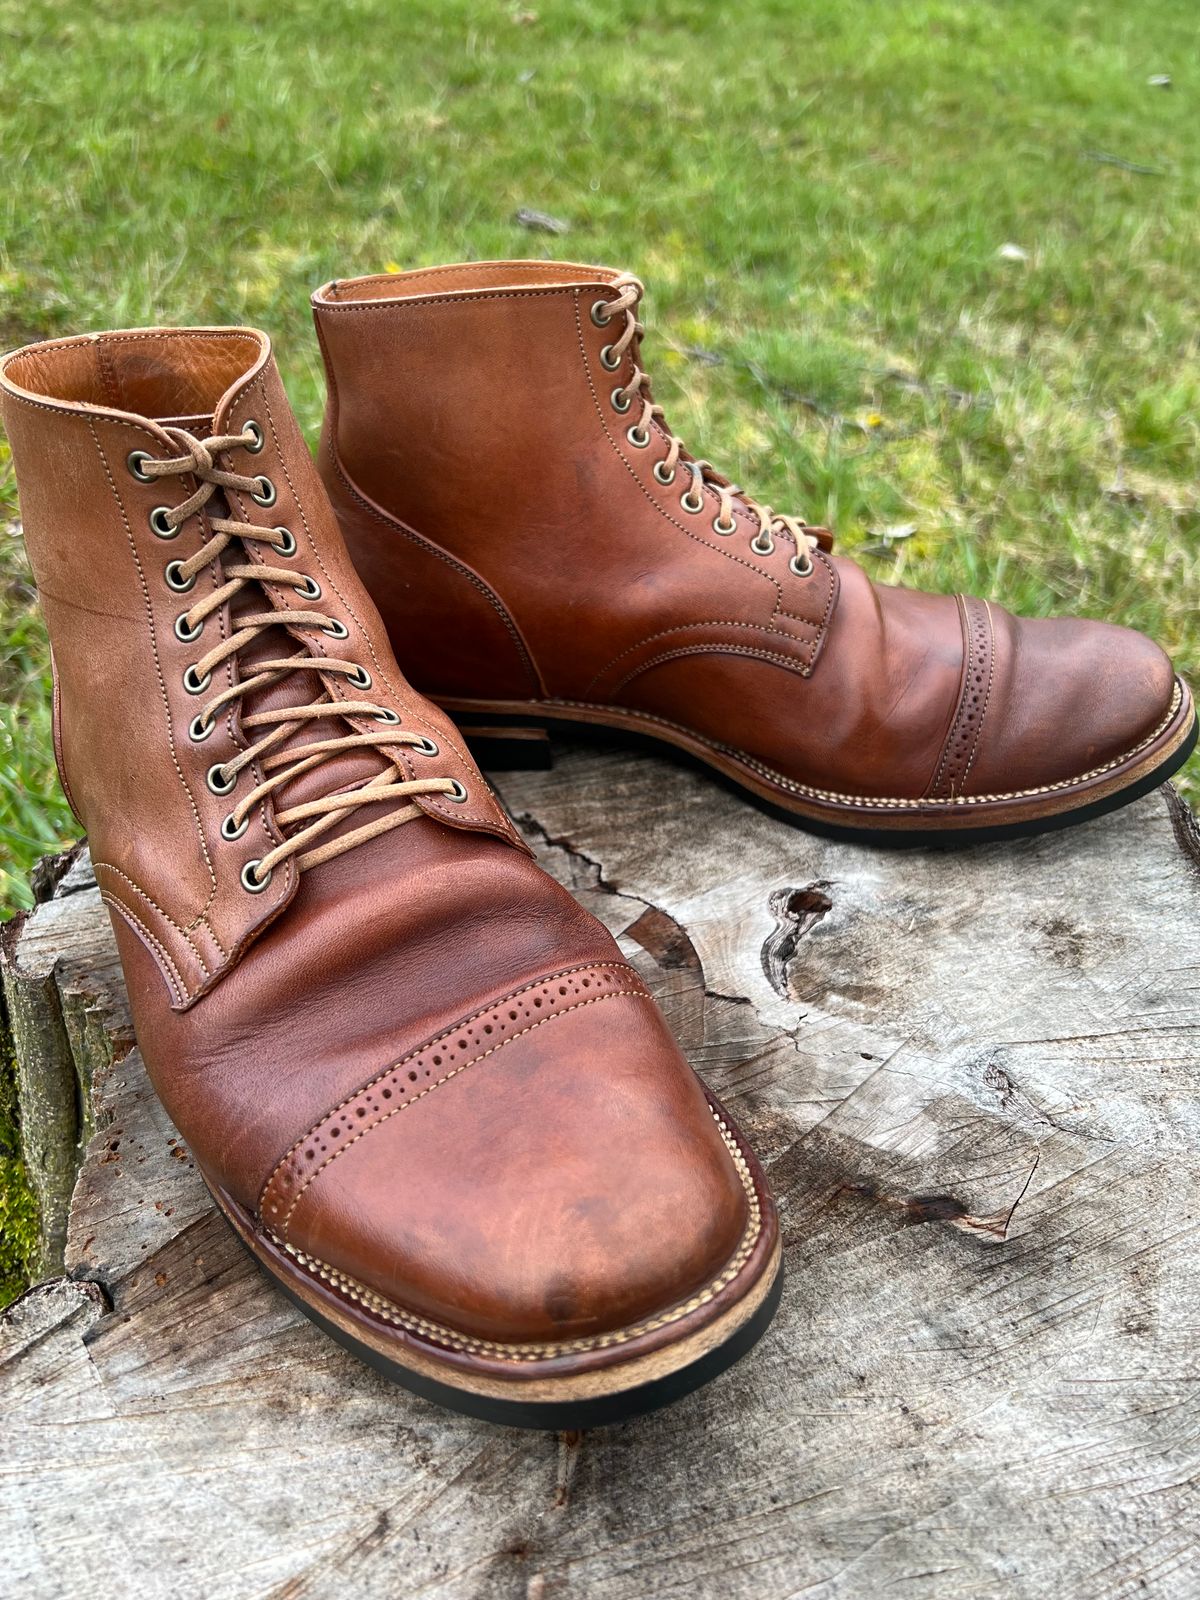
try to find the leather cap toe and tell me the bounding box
[274,983,756,1348]
[960,611,1177,798]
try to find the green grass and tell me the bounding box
[0,0,1197,882]
[0,1037,39,1302]
[0,0,1197,1304]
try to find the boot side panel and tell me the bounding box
[312,286,837,704]
[316,414,542,701]
[0,391,295,1002]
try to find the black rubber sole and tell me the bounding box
[456,705,1198,850]
[228,1218,783,1430]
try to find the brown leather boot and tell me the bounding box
[0,326,780,1426]
[312,262,1195,842]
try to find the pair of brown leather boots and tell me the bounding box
[2,262,1194,1429]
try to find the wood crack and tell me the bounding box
[3,764,1199,1598]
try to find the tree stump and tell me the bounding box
[4,743,1200,1599]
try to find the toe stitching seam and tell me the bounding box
[263,973,656,1235]
[926,594,995,800]
[534,678,1184,810]
[265,1106,765,1363]
[258,960,642,1224]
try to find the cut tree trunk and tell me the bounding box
[4,745,1200,1600]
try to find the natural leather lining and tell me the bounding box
[318,260,621,301]
[2,328,263,419]
[270,1104,764,1363]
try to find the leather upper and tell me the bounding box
[313,262,1180,807]
[0,330,522,1003]
[1,326,774,1355]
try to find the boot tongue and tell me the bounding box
[158,408,400,837]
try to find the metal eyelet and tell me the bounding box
[321,618,349,640]
[626,425,650,448]
[712,515,737,536]
[599,344,621,371]
[590,299,612,328]
[681,489,704,514]
[790,552,815,579]
[150,506,177,538]
[346,664,372,690]
[751,533,775,556]
[242,419,264,454]
[164,560,195,593]
[241,860,272,893]
[295,576,321,600]
[375,708,401,725]
[653,460,676,486]
[273,527,297,557]
[412,736,439,757]
[446,780,469,803]
[189,713,215,742]
[250,475,277,507]
[611,387,631,414]
[174,612,204,643]
[127,449,155,482]
[206,763,236,796]
[221,812,249,842]
[182,664,211,695]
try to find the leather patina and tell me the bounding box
[0,325,781,1424]
[312,261,1195,839]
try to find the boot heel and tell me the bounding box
[457,722,553,772]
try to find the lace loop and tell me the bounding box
[598,276,832,577]
[140,426,456,882]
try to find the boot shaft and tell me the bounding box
[0,327,517,1004]
[311,263,840,709]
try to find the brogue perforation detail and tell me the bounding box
[260,963,651,1234]
[489,682,1185,810]
[274,1106,763,1362]
[927,596,995,800]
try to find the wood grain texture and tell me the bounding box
[3,745,1199,1600]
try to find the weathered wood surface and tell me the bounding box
[3,744,1200,1600]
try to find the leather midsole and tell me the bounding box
[203,1171,782,1404]
[434,678,1195,829]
